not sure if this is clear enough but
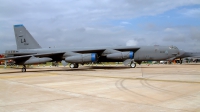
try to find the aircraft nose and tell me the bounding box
[178,50,185,56]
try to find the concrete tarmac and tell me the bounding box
[0,64,200,112]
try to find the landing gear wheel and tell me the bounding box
[22,68,26,72]
[74,63,79,68]
[22,65,26,72]
[130,62,136,68]
[180,60,182,64]
[70,63,75,68]
[70,63,79,68]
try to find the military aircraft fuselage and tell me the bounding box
[5,45,179,64]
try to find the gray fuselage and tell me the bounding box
[5,45,179,64]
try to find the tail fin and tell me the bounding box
[14,24,41,49]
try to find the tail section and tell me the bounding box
[14,24,41,49]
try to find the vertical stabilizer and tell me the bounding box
[14,24,41,49]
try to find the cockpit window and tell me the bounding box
[173,46,178,49]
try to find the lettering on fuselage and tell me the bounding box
[160,51,165,53]
[5,50,18,54]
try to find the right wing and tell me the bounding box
[73,47,140,54]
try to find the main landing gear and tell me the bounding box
[22,65,26,72]
[69,63,79,68]
[130,62,136,68]
[180,58,183,64]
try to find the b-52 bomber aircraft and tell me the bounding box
[0,24,179,72]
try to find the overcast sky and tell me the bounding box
[0,0,200,53]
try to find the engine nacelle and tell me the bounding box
[65,53,98,63]
[107,51,134,60]
[24,57,52,65]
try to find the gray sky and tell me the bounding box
[0,0,200,53]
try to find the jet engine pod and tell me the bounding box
[107,51,134,60]
[24,57,52,65]
[65,53,98,63]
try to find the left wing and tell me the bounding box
[0,55,32,61]
[0,52,65,61]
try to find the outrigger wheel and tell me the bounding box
[22,65,26,72]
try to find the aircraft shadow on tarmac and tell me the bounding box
[136,66,178,68]
[181,63,200,65]
[87,66,129,69]
[0,68,93,74]
[0,66,130,74]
